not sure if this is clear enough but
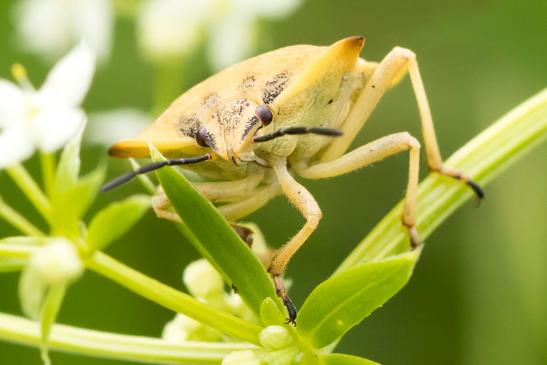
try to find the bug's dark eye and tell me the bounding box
[255,104,273,126]
[196,126,209,147]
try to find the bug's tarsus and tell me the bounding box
[283,295,297,326]
[253,126,342,143]
[101,154,211,192]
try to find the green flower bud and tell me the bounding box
[183,259,224,299]
[222,350,261,365]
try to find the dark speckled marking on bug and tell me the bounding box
[262,72,290,104]
[177,114,200,138]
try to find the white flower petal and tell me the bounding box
[72,0,113,62]
[207,15,256,70]
[137,0,209,62]
[13,0,72,60]
[32,107,86,152]
[86,108,150,146]
[0,80,26,129]
[0,125,34,169]
[41,40,96,107]
[236,0,302,18]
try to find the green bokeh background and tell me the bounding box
[1,0,545,364]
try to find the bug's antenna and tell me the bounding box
[253,127,342,143]
[101,154,211,192]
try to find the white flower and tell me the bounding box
[30,238,84,286]
[136,0,302,69]
[86,108,150,146]
[0,41,95,169]
[13,0,113,63]
[183,258,225,299]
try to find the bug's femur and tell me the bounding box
[255,104,273,126]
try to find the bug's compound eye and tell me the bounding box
[255,104,273,126]
[196,126,210,147]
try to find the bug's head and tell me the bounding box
[195,98,271,163]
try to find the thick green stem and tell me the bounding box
[0,198,45,237]
[86,252,263,345]
[6,165,52,222]
[337,88,547,271]
[0,312,254,365]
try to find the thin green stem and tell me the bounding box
[6,165,52,222]
[337,88,547,271]
[87,252,263,345]
[40,152,56,198]
[0,243,36,258]
[0,198,45,237]
[0,312,255,365]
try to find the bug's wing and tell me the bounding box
[271,36,365,115]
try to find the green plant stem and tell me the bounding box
[337,88,547,271]
[0,198,45,237]
[6,164,52,222]
[86,252,263,345]
[40,152,56,198]
[0,243,36,258]
[0,312,255,365]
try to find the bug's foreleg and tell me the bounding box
[268,158,323,325]
[321,47,483,198]
[298,132,421,248]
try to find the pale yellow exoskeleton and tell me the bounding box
[104,36,483,323]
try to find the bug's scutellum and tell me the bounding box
[103,36,484,324]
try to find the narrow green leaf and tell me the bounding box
[19,262,47,320]
[54,127,84,191]
[51,166,105,238]
[297,250,420,348]
[0,237,40,273]
[87,195,150,252]
[40,283,67,365]
[151,147,278,316]
[321,353,380,365]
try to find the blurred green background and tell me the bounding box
[1,0,545,364]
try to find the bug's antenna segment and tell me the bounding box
[253,127,342,143]
[101,154,211,192]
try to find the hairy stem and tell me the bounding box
[337,88,547,271]
[0,312,255,365]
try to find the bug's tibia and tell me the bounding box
[253,126,343,143]
[101,154,211,192]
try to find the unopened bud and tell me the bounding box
[259,325,293,350]
[183,259,224,298]
[222,350,261,365]
[31,239,83,285]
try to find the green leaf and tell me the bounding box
[87,195,150,252]
[321,353,380,365]
[151,146,278,316]
[51,165,105,238]
[297,250,420,348]
[54,127,84,190]
[40,283,67,365]
[19,260,47,320]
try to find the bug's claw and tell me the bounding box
[282,295,297,326]
[466,179,485,204]
[270,274,297,325]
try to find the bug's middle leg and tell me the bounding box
[297,132,421,248]
[268,158,323,324]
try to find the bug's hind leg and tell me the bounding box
[321,46,484,199]
[268,158,323,325]
[298,132,422,249]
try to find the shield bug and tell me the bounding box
[103,36,484,324]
